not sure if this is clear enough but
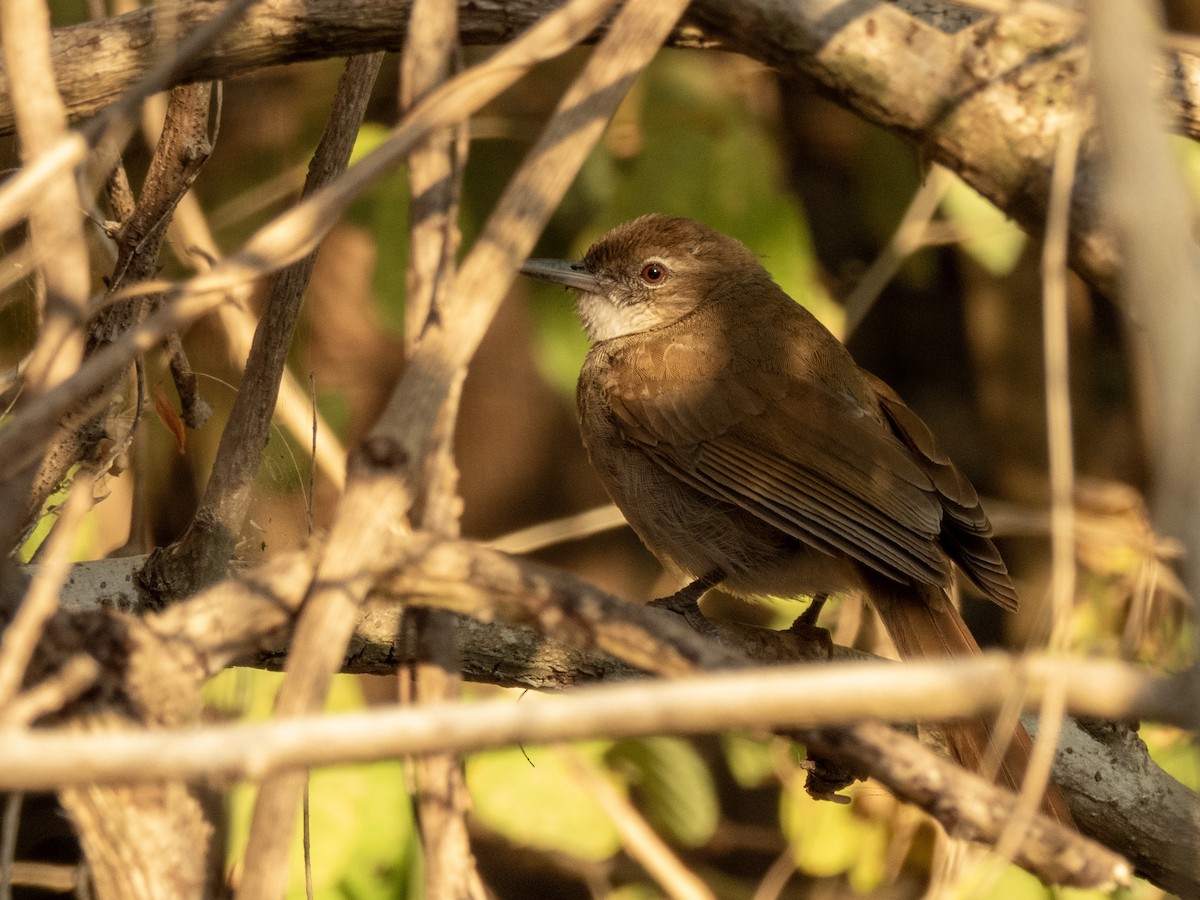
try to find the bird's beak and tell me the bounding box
[519,258,602,293]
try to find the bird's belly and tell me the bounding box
[581,422,862,601]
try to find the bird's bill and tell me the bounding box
[519,258,602,293]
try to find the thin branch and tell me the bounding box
[235,0,643,891]
[990,59,1089,880]
[562,746,716,900]
[1087,0,1200,597]
[0,0,93,555]
[12,658,1151,781]
[167,189,348,489]
[486,503,628,554]
[397,0,483,894]
[841,166,954,336]
[138,54,383,602]
[0,0,89,394]
[0,656,1159,887]
[1,81,219,557]
[44,540,1200,893]
[0,654,100,729]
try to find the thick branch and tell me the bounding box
[6,0,1200,296]
[50,540,1200,894]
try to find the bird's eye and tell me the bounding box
[640,261,667,285]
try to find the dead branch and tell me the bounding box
[138,55,382,602]
[4,0,1200,298]
[234,0,655,889]
[0,653,1153,887]
[397,0,481,892]
[43,539,1200,894]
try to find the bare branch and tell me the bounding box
[1087,0,1200,598]
[4,0,1200,299]
[237,0,685,888]
[47,539,1200,892]
[0,0,93,553]
[137,54,383,602]
[397,0,482,893]
[0,654,1166,887]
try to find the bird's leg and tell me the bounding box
[648,570,724,637]
[789,593,833,657]
[792,592,828,628]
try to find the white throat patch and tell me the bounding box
[576,292,657,342]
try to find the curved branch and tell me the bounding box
[51,538,1200,895]
[4,0,1200,294]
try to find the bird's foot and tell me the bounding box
[647,571,723,639]
[788,593,833,658]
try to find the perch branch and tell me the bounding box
[46,538,1200,893]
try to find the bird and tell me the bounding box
[520,213,1074,826]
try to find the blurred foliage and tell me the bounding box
[524,50,832,399]
[348,123,412,334]
[606,737,720,848]
[940,176,1028,277]
[720,732,779,790]
[209,671,422,899]
[781,781,891,892]
[467,741,623,861]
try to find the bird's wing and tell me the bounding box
[606,368,955,589]
[866,373,1018,611]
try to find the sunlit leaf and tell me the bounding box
[608,736,719,847]
[466,742,622,861]
[940,175,1027,276]
[720,732,777,789]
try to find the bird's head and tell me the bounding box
[520,214,763,343]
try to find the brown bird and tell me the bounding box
[521,214,1073,826]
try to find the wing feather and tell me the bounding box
[608,372,955,589]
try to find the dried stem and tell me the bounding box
[0,0,93,554]
[137,54,383,603]
[234,0,635,893]
[397,0,481,893]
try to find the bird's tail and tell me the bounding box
[869,579,1076,830]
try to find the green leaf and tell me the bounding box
[466,743,622,861]
[940,176,1027,276]
[607,736,719,848]
[219,673,421,899]
[780,780,887,892]
[720,732,776,789]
